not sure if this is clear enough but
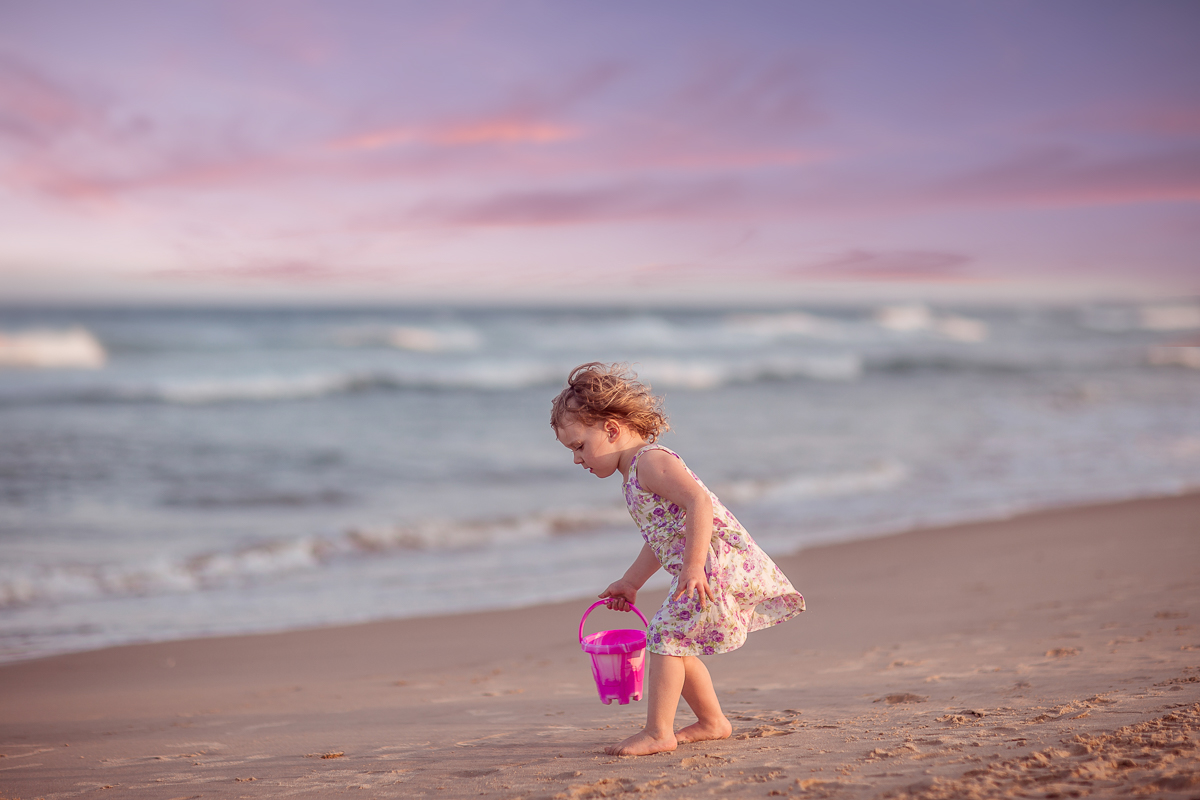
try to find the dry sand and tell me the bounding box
[2,493,1198,799]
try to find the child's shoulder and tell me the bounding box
[630,444,693,489]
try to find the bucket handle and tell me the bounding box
[579,599,649,644]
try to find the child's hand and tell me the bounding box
[599,579,638,612]
[673,566,716,609]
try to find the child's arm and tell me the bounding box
[600,542,661,611]
[634,450,716,609]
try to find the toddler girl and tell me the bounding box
[551,362,805,756]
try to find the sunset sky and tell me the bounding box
[0,1,1197,304]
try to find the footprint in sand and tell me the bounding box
[735,725,792,739]
[887,659,922,669]
[873,693,927,705]
[937,714,974,726]
[561,777,637,798]
[936,710,989,726]
[730,709,803,724]
[863,742,919,761]
[1045,647,1079,657]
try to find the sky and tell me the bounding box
[0,0,1197,305]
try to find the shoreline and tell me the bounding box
[1,491,1198,798]
[5,487,1199,668]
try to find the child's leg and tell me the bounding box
[604,653,684,756]
[676,656,733,743]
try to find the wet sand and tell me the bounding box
[2,493,1198,799]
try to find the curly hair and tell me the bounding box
[550,362,670,442]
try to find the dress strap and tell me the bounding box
[626,443,679,488]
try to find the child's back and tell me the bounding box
[624,442,804,656]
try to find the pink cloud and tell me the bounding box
[153,258,389,283]
[327,56,825,177]
[1133,108,1200,137]
[600,141,832,175]
[329,118,579,151]
[1038,104,1200,139]
[328,61,622,157]
[433,119,577,146]
[7,142,288,206]
[0,54,100,144]
[636,248,976,284]
[0,54,284,205]
[400,176,746,228]
[792,249,973,280]
[927,146,1200,208]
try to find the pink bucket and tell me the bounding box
[578,599,649,705]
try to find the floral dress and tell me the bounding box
[624,444,805,656]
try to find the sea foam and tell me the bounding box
[0,327,106,369]
[0,506,632,611]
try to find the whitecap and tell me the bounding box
[1139,304,1200,331]
[637,354,861,388]
[387,325,482,352]
[934,315,988,342]
[719,459,909,504]
[331,323,482,352]
[875,304,934,332]
[1148,346,1200,370]
[0,327,106,369]
[722,311,847,341]
[151,373,362,404]
[875,305,987,342]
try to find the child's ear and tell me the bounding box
[605,420,620,440]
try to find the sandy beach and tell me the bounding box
[2,492,1198,799]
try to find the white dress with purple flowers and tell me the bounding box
[624,444,805,657]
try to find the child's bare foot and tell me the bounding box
[675,715,733,744]
[604,729,677,756]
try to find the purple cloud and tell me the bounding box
[926,146,1200,209]
[402,176,743,227]
[795,250,972,280]
[0,54,102,145]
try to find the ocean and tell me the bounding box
[1,301,1198,663]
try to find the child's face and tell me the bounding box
[555,417,623,479]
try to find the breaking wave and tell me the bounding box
[0,505,631,611]
[1081,303,1200,333]
[0,344,1167,408]
[0,355,863,407]
[718,459,909,504]
[331,324,483,352]
[874,305,989,342]
[1148,346,1200,370]
[0,327,107,369]
[0,458,915,611]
